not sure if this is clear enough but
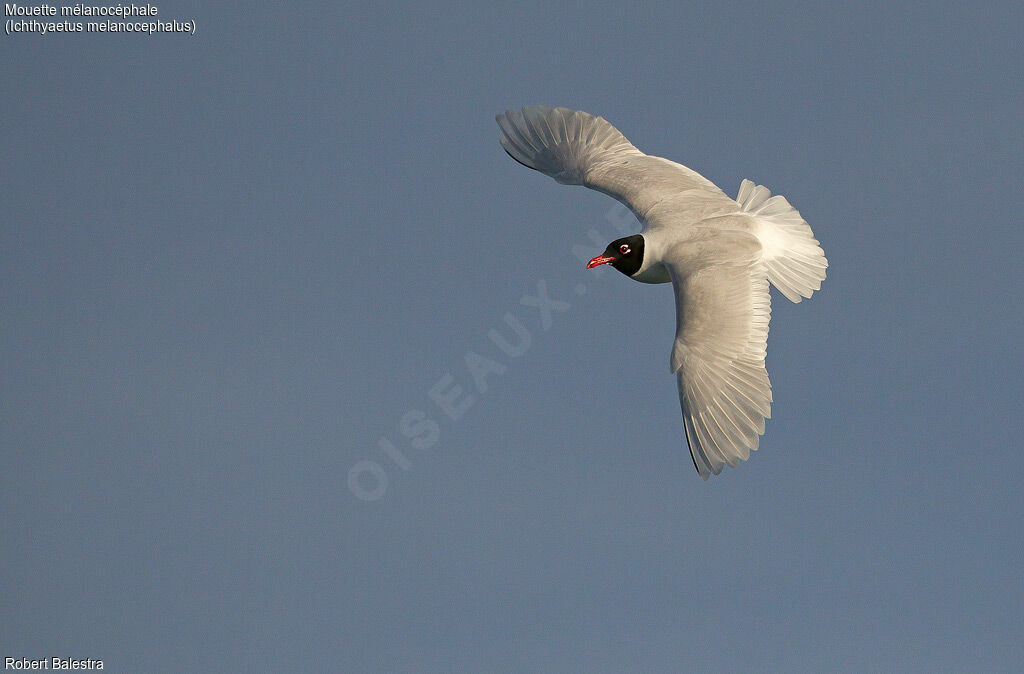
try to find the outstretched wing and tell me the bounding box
[665,233,773,479]
[496,106,722,220]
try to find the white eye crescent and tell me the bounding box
[619,244,631,254]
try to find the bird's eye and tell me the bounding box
[619,244,631,254]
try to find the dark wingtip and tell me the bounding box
[502,145,535,171]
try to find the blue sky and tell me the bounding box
[2,2,1022,671]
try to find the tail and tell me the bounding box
[495,106,635,185]
[738,179,828,303]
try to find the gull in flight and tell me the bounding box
[496,106,827,479]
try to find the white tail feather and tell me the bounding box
[738,179,828,303]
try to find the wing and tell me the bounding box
[496,106,723,221]
[665,233,773,479]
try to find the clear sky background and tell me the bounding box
[2,2,1022,671]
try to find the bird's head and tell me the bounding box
[587,235,645,277]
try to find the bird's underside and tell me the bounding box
[497,105,827,479]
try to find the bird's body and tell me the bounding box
[497,106,827,479]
